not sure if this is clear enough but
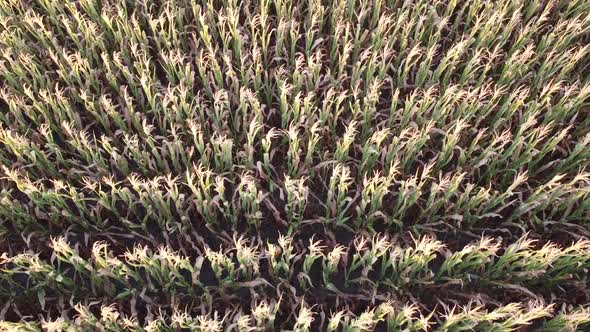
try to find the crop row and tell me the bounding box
[2,236,588,301]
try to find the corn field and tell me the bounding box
[0,0,589,330]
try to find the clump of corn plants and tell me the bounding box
[0,0,589,329]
